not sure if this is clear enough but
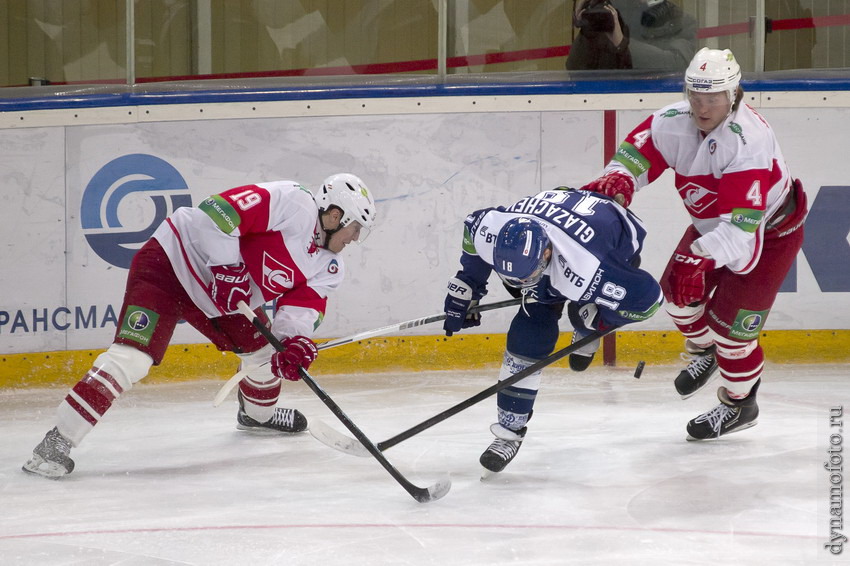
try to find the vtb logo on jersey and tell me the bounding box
[262,252,295,294]
[678,182,717,215]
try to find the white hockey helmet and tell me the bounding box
[684,47,741,106]
[315,173,377,241]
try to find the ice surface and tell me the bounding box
[2,363,848,565]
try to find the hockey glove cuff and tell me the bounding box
[210,263,252,313]
[567,302,602,333]
[580,172,635,207]
[666,251,716,308]
[443,276,482,336]
[271,336,319,382]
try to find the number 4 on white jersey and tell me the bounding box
[746,180,763,207]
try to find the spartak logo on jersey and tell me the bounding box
[678,182,717,215]
[262,252,295,294]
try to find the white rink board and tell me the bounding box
[1,103,848,354]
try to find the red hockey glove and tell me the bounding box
[210,263,252,313]
[580,172,635,207]
[667,251,716,307]
[271,336,319,381]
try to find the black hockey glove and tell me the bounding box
[443,276,482,336]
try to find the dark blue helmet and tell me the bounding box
[493,217,551,288]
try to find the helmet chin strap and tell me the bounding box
[318,210,345,249]
[315,215,329,249]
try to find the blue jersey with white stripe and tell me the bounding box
[456,188,662,329]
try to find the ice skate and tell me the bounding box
[674,341,719,398]
[22,427,75,479]
[480,424,526,474]
[686,380,760,440]
[569,328,600,372]
[236,391,308,434]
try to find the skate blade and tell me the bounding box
[686,420,758,441]
[676,368,720,399]
[480,467,501,481]
[235,424,308,435]
[22,459,69,480]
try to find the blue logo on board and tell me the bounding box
[81,154,192,268]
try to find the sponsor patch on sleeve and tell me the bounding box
[612,143,651,178]
[117,306,160,346]
[461,225,478,255]
[619,300,661,323]
[199,195,241,234]
[730,208,764,233]
[730,309,768,340]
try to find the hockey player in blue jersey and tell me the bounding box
[443,187,663,473]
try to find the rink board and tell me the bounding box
[2,328,848,389]
[0,90,848,384]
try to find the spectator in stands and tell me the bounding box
[567,0,697,72]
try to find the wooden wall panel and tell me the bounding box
[0,3,7,85]
[826,0,849,68]
[210,0,224,74]
[221,0,237,72]
[26,1,46,83]
[136,0,152,77]
[252,1,284,71]
[326,2,346,70]
[101,0,123,80]
[8,1,30,85]
[342,0,364,67]
[62,1,82,81]
[308,1,330,70]
[809,0,826,67]
[80,1,99,78]
[765,0,816,71]
[453,0,570,73]
[238,1,256,73]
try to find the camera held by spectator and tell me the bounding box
[567,0,632,70]
[567,0,696,72]
[576,0,616,33]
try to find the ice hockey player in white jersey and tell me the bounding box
[443,187,663,473]
[23,174,376,479]
[581,47,808,440]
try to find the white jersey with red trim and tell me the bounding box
[604,100,793,274]
[152,180,342,339]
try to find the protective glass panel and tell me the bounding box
[136,0,440,82]
[447,0,573,73]
[764,0,849,70]
[0,0,127,88]
[3,1,850,87]
[687,0,759,73]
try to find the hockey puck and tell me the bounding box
[634,360,645,379]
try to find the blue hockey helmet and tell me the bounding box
[493,217,551,288]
